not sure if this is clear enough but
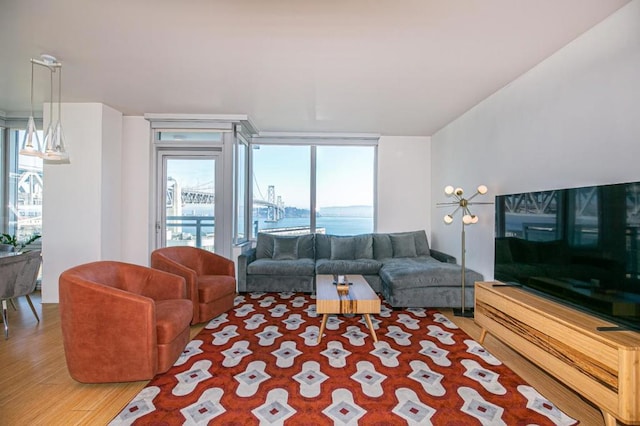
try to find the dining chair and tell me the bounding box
[0,250,42,339]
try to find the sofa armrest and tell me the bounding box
[430,249,457,264]
[237,248,257,292]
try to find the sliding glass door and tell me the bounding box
[157,151,222,252]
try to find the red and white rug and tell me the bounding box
[110,292,578,425]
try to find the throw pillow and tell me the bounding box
[255,233,275,259]
[390,234,417,258]
[330,237,355,260]
[353,234,373,259]
[273,237,299,260]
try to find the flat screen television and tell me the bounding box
[494,181,640,331]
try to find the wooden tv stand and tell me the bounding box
[475,281,640,426]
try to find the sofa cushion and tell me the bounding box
[316,259,382,275]
[390,234,417,258]
[273,236,299,260]
[247,258,316,276]
[330,236,355,260]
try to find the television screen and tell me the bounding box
[494,181,640,330]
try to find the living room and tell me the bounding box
[1,1,639,425]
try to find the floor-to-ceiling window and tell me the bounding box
[4,127,44,242]
[252,145,311,235]
[316,145,375,235]
[251,141,377,236]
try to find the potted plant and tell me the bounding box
[0,233,41,252]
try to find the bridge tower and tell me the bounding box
[166,178,183,235]
[267,185,277,222]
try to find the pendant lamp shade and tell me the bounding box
[20,116,42,157]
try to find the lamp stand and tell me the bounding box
[438,184,490,318]
[453,223,474,318]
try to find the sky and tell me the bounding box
[253,145,375,209]
[164,145,375,210]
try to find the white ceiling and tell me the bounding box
[0,0,630,136]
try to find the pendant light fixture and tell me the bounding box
[20,54,70,163]
[20,61,42,157]
[45,59,69,161]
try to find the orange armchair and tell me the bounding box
[151,246,236,324]
[59,261,193,383]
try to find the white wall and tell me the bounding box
[377,136,431,235]
[100,107,123,259]
[42,103,123,303]
[121,116,152,266]
[431,1,640,280]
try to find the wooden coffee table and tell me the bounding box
[315,274,381,343]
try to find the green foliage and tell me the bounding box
[0,233,41,250]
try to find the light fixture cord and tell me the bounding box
[57,64,62,123]
[49,68,53,129]
[30,61,34,116]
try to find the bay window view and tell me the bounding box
[252,144,375,236]
[8,129,44,241]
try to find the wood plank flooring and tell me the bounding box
[0,293,607,425]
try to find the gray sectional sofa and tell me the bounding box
[237,230,483,308]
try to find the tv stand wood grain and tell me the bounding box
[475,281,640,426]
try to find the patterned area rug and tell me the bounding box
[110,292,578,425]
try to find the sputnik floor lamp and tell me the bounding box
[437,184,491,317]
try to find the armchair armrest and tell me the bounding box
[430,249,457,264]
[200,251,235,276]
[150,254,198,300]
[237,248,257,292]
[139,268,188,301]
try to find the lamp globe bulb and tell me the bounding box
[444,185,454,195]
[462,214,473,225]
[454,187,464,196]
[477,185,488,195]
[444,214,454,224]
[471,215,479,224]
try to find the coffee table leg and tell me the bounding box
[364,314,378,343]
[318,314,329,344]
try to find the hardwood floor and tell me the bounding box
[0,293,607,425]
